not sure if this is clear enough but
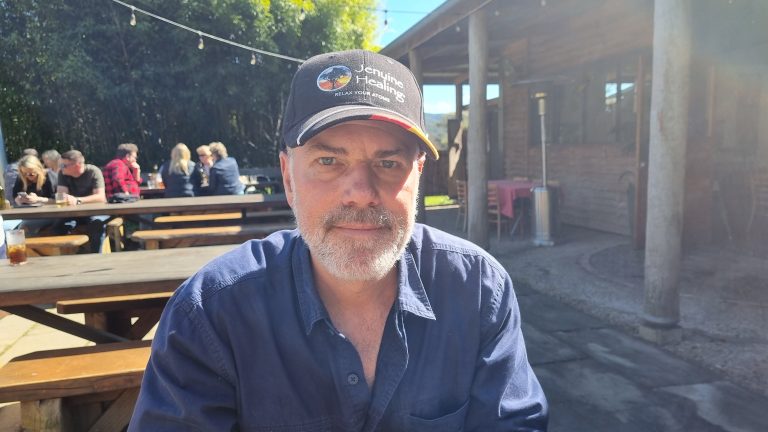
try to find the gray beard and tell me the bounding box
[290,177,416,282]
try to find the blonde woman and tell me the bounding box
[13,155,57,206]
[160,143,196,197]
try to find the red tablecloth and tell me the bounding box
[488,180,535,219]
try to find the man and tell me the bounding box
[130,50,547,430]
[207,141,245,195]
[57,150,107,252]
[102,143,142,199]
[41,149,61,174]
[192,144,213,196]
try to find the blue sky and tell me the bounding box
[374,0,498,114]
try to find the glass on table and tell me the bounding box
[5,229,27,266]
[55,192,68,207]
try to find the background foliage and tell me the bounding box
[0,0,377,169]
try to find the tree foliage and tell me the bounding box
[0,0,377,168]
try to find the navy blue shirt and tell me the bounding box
[208,156,244,195]
[130,225,547,431]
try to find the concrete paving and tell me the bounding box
[426,206,768,432]
[1,207,767,431]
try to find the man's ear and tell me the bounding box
[416,153,426,174]
[279,151,294,206]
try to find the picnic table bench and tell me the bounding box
[25,235,90,257]
[0,341,151,431]
[131,221,295,250]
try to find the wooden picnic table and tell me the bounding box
[0,193,288,221]
[0,244,238,343]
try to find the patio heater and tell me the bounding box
[532,92,555,246]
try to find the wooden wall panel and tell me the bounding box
[523,144,635,235]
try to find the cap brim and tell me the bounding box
[288,106,439,160]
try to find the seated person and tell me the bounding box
[102,143,142,200]
[12,155,57,206]
[207,142,244,195]
[12,155,59,235]
[41,149,61,174]
[57,150,108,252]
[4,148,38,202]
[192,145,213,196]
[160,143,196,198]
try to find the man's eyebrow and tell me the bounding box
[374,148,406,159]
[304,142,347,155]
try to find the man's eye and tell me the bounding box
[380,160,397,169]
[318,157,335,166]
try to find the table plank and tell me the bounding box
[0,244,237,307]
[0,193,288,220]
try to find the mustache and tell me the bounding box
[322,206,394,229]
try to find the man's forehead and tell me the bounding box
[302,120,421,154]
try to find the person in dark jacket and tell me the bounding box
[160,143,196,198]
[12,155,59,234]
[12,155,57,205]
[207,141,244,195]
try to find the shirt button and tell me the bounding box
[347,373,360,385]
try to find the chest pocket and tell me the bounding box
[406,399,468,432]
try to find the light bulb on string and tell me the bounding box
[384,10,388,28]
[130,7,137,26]
[197,32,204,50]
[251,53,257,65]
[299,1,306,21]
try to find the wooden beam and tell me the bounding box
[380,0,494,61]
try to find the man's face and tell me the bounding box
[60,159,83,178]
[197,152,213,167]
[126,152,138,164]
[280,120,425,282]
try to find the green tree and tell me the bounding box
[0,0,376,168]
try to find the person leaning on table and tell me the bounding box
[130,49,548,431]
[57,149,108,252]
[11,155,59,235]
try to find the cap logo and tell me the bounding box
[317,65,352,92]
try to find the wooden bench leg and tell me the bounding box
[21,398,71,432]
[86,388,140,432]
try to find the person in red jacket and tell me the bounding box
[102,143,142,199]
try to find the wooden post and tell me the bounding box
[634,54,648,249]
[455,79,463,121]
[468,8,489,249]
[409,49,427,224]
[641,0,691,343]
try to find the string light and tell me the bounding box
[251,53,257,65]
[129,7,137,26]
[384,10,389,28]
[110,0,305,64]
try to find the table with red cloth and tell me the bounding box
[488,180,535,219]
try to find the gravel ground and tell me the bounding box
[425,206,768,399]
[494,226,768,399]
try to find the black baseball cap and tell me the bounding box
[282,49,439,160]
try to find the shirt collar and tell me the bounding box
[294,236,436,336]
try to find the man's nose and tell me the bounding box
[341,163,380,208]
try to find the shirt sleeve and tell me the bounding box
[129,288,239,430]
[91,168,104,190]
[12,176,23,198]
[208,164,219,195]
[464,272,548,431]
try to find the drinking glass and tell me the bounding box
[55,192,68,207]
[5,229,27,266]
